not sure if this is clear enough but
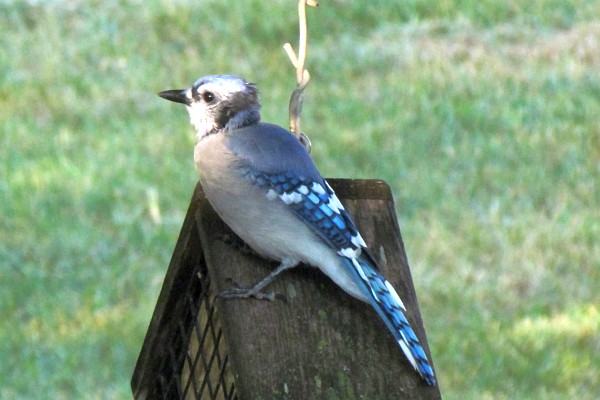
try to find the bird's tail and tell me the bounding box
[341,255,436,386]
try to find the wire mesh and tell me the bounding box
[138,260,237,400]
[181,270,237,400]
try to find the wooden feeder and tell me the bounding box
[131,179,441,399]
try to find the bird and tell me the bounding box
[158,74,436,386]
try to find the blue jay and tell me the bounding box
[158,75,436,386]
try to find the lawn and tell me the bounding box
[1,0,598,398]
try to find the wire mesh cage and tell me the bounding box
[132,187,237,400]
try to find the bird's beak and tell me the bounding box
[158,89,190,105]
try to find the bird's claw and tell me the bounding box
[218,278,286,302]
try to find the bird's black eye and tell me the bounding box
[202,91,215,103]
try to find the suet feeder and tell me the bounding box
[131,179,441,399]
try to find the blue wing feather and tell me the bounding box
[242,170,362,254]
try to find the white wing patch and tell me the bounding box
[326,194,344,214]
[384,280,407,311]
[352,258,379,300]
[266,189,278,200]
[297,184,309,195]
[322,181,345,214]
[338,247,361,259]
[280,191,303,204]
[351,233,367,248]
[311,182,326,195]
[398,340,419,370]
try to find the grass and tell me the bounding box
[1,0,599,398]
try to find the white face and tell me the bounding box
[184,78,247,138]
[177,75,260,140]
[184,88,216,137]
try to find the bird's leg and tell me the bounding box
[218,259,298,301]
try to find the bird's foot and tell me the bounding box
[218,278,285,302]
[217,260,298,302]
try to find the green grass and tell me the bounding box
[1,1,599,398]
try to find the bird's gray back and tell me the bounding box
[225,123,321,179]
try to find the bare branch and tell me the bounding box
[283,43,298,68]
[295,0,308,84]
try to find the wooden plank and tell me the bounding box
[196,178,440,399]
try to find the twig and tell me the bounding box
[284,0,318,152]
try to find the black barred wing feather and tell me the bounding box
[242,170,367,257]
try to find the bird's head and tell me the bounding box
[158,75,261,140]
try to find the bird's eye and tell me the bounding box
[202,91,215,103]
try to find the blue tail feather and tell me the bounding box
[341,256,436,386]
